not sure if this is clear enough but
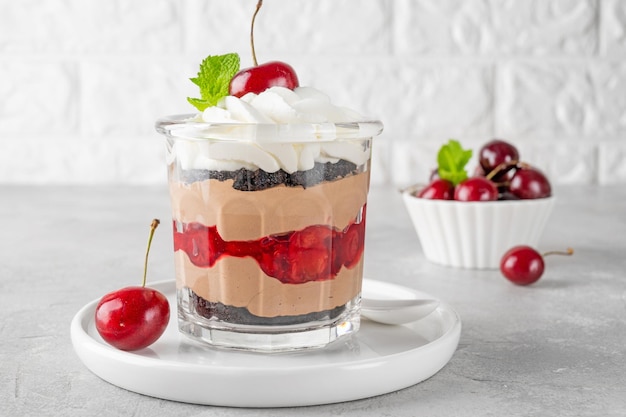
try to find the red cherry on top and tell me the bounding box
[454,177,498,201]
[417,178,455,200]
[229,1,299,98]
[229,61,299,98]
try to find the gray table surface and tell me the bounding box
[1,185,625,416]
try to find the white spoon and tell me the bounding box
[360,297,440,325]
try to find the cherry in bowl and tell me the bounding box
[454,177,498,202]
[479,139,519,179]
[416,178,454,200]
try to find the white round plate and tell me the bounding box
[71,279,461,408]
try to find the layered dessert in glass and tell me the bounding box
[156,85,383,351]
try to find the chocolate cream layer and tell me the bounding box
[169,171,369,241]
[169,171,369,318]
[174,252,363,318]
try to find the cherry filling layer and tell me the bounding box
[173,206,367,284]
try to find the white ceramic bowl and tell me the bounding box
[402,185,555,269]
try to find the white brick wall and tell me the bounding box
[0,0,625,185]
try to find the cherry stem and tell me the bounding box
[542,247,574,258]
[142,219,160,287]
[250,0,263,67]
[485,160,519,181]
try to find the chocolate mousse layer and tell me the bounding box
[174,252,363,318]
[169,169,369,241]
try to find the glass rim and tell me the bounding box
[155,114,384,143]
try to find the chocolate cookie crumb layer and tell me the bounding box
[180,160,360,191]
[191,291,347,326]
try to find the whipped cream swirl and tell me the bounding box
[170,86,373,174]
[201,86,362,125]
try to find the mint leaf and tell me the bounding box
[187,53,240,111]
[437,139,473,185]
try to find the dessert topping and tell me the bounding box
[202,86,362,124]
[229,0,299,97]
[230,61,299,98]
[187,53,241,112]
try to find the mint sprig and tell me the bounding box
[187,53,240,111]
[437,139,473,186]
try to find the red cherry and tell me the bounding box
[95,286,169,351]
[479,139,519,175]
[417,179,454,200]
[454,177,498,201]
[229,61,299,97]
[229,0,299,98]
[509,166,552,199]
[500,246,574,286]
[95,219,170,351]
[500,246,544,285]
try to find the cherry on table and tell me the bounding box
[95,219,170,351]
[500,245,574,286]
[228,0,299,98]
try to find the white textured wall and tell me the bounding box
[1,0,625,185]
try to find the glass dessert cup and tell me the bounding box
[156,116,383,352]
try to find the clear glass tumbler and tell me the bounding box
[156,117,383,352]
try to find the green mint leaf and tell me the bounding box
[437,139,473,185]
[187,53,240,111]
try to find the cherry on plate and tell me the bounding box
[95,219,170,351]
[95,286,170,351]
